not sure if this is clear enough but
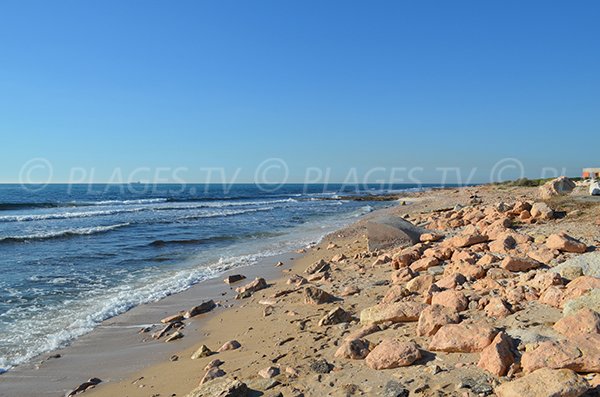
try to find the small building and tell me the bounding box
[583,168,600,179]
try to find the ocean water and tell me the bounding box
[0,183,434,372]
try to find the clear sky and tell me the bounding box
[1,1,599,184]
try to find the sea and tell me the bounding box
[0,183,440,372]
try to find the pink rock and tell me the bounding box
[561,276,600,306]
[478,332,515,376]
[417,304,461,337]
[521,334,600,373]
[360,301,428,325]
[431,290,468,312]
[217,340,241,352]
[409,257,439,272]
[381,285,410,304]
[546,233,587,254]
[435,274,466,290]
[334,338,371,360]
[554,308,600,336]
[501,256,541,272]
[444,261,486,279]
[365,339,421,369]
[485,297,512,318]
[495,368,589,397]
[539,285,565,308]
[390,268,416,284]
[449,233,489,248]
[420,233,443,242]
[429,323,497,353]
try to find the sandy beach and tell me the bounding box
[4,181,599,397]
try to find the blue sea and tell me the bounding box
[0,183,435,372]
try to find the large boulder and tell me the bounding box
[521,334,600,373]
[365,214,425,251]
[538,176,576,200]
[478,332,515,377]
[494,368,588,397]
[429,323,497,353]
[551,252,600,279]
[417,304,461,337]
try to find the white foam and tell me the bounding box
[0,223,131,242]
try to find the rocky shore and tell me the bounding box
[55,181,600,396]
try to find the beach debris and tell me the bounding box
[365,339,421,370]
[153,323,176,340]
[191,345,214,359]
[184,300,216,318]
[286,274,307,287]
[66,378,102,396]
[274,261,284,267]
[331,253,347,262]
[303,286,334,305]
[224,274,246,284]
[217,340,241,352]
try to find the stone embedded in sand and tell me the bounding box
[66,378,102,397]
[360,301,427,325]
[530,202,555,220]
[224,274,246,284]
[365,339,421,370]
[494,368,589,397]
[448,233,489,248]
[484,297,512,318]
[478,332,515,377]
[501,256,541,272]
[161,313,185,324]
[235,278,267,296]
[185,300,217,318]
[305,259,330,275]
[331,253,347,262]
[409,257,439,272]
[303,286,334,305]
[429,323,497,353]
[204,358,224,370]
[546,233,587,254]
[165,331,184,342]
[431,290,468,312]
[218,340,241,352]
[554,308,600,336]
[340,285,360,296]
[310,359,333,374]
[417,304,461,337]
[318,306,352,326]
[344,324,382,342]
[335,338,371,360]
[521,334,600,373]
[192,345,214,359]
[286,274,307,287]
[258,366,280,379]
[186,377,248,397]
[199,367,226,385]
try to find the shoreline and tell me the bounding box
[0,196,412,397]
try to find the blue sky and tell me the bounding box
[1,1,599,184]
